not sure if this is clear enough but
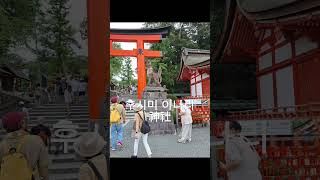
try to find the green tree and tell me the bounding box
[0,0,39,58]
[110,43,124,81]
[144,22,209,93]
[120,57,135,87]
[40,0,79,74]
[80,17,87,40]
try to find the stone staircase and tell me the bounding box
[32,103,89,180]
[0,103,90,180]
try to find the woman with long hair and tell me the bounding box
[131,103,152,158]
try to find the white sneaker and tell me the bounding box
[187,139,192,143]
[148,154,152,158]
[177,139,186,144]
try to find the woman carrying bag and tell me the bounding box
[131,103,152,158]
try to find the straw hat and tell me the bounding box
[73,132,106,157]
[133,103,143,112]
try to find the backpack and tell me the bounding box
[0,135,35,180]
[110,104,121,124]
[87,160,104,180]
[137,111,150,134]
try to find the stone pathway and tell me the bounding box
[110,120,210,158]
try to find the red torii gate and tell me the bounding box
[87,0,108,123]
[86,0,169,127]
[110,27,170,99]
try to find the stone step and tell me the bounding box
[29,108,89,113]
[49,153,76,160]
[49,162,82,174]
[30,114,89,121]
[39,104,88,106]
[49,146,77,154]
[50,154,81,164]
[30,112,89,116]
[49,173,78,180]
[29,122,89,127]
[50,126,89,132]
[29,120,89,126]
[33,104,88,106]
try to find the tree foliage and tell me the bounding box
[1,0,86,86]
[110,43,124,81]
[0,0,40,57]
[210,0,225,57]
[119,57,135,87]
[39,0,80,74]
[143,22,210,93]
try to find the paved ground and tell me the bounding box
[110,120,210,158]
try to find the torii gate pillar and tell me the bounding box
[136,40,147,99]
[87,0,108,122]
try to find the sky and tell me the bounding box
[110,22,146,80]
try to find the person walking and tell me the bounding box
[177,99,193,143]
[30,123,51,148]
[70,76,80,104]
[79,77,87,102]
[34,83,42,105]
[219,121,262,180]
[110,96,126,151]
[119,101,126,109]
[64,85,73,118]
[74,132,108,180]
[61,76,67,95]
[17,101,31,131]
[55,77,62,102]
[131,103,152,158]
[0,112,49,180]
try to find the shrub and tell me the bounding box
[167,94,177,101]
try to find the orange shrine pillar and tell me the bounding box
[87,0,108,122]
[137,40,146,99]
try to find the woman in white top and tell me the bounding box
[178,99,193,143]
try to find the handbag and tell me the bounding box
[137,111,150,134]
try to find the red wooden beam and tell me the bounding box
[87,0,108,120]
[110,34,162,43]
[110,49,137,57]
[144,50,162,58]
[110,49,162,58]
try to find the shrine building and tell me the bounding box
[178,48,210,98]
[213,0,320,116]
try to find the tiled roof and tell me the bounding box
[111,26,171,38]
[178,48,210,81]
[0,64,29,81]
